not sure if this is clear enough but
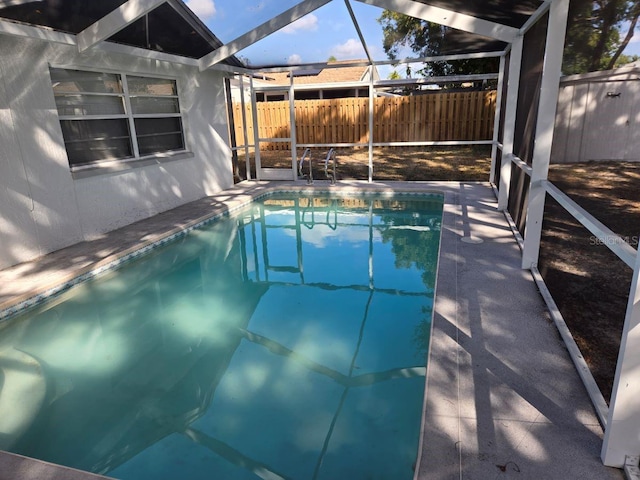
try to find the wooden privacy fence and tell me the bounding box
[232,90,497,151]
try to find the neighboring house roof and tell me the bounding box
[256,61,375,86]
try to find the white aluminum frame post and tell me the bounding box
[368,73,375,183]
[521,0,569,269]
[490,55,506,185]
[497,36,523,211]
[238,75,251,180]
[603,245,640,467]
[289,74,298,181]
[249,76,262,181]
[490,0,640,466]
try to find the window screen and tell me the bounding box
[128,75,184,155]
[50,68,186,167]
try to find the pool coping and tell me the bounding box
[414,182,623,479]
[0,451,112,480]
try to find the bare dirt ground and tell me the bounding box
[234,146,492,182]
[542,162,640,402]
[236,147,635,402]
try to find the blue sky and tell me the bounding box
[621,21,640,58]
[185,0,640,70]
[187,0,389,67]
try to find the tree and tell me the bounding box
[378,10,499,78]
[606,2,640,69]
[388,70,401,80]
[378,1,640,77]
[563,0,639,73]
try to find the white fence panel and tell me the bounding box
[551,67,640,163]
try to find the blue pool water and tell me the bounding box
[0,193,443,479]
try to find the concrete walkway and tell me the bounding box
[417,183,623,479]
[0,181,624,479]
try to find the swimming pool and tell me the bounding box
[0,192,443,479]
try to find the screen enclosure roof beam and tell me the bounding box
[353,0,519,43]
[199,0,333,71]
[77,0,167,53]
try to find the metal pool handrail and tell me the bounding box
[301,197,338,230]
[298,148,312,184]
[324,148,336,185]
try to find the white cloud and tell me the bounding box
[329,38,365,60]
[288,54,303,65]
[282,14,318,34]
[186,0,216,19]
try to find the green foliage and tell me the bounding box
[388,70,401,80]
[378,1,640,76]
[378,211,441,287]
[614,53,640,67]
[378,10,498,77]
[562,0,638,74]
[379,10,435,61]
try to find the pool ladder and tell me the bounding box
[298,148,337,185]
[298,148,313,184]
[301,197,338,230]
[324,148,337,185]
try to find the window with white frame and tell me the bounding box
[50,68,186,168]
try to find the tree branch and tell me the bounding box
[606,6,640,69]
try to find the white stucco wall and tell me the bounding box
[0,35,234,270]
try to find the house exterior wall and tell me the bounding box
[0,35,234,270]
[551,68,640,163]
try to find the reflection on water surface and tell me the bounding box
[0,194,442,480]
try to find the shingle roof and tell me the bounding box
[258,61,371,86]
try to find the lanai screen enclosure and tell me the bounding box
[0,0,639,471]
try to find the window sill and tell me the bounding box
[70,151,195,180]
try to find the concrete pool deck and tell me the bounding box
[0,181,625,479]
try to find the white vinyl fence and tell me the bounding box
[551,65,640,163]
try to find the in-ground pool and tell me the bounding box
[0,192,443,480]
